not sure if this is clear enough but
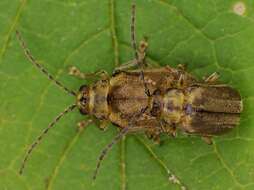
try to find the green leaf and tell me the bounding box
[1,0,254,189]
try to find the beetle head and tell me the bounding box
[77,85,90,115]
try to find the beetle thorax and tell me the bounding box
[89,80,110,120]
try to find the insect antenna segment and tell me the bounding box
[131,4,151,97]
[92,126,129,180]
[16,30,76,97]
[19,103,76,175]
[92,107,148,180]
[131,4,139,61]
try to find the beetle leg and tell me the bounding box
[113,59,138,72]
[113,59,153,73]
[201,136,213,145]
[160,120,177,138]
[145,129,161,145]
[177,74,185,88]
[146,133,161,145]
[76,119,93,132]
[168,127,177,138]
[153,135,161,145]
[177,64,186,71]
[137,39,151,97]
[145,130,153,139]
[204,72,220,84]
[98,120,109,131]
[68,66,109,80]
[113,39,149,73]
[138,38,148,65]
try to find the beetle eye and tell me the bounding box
[80,97,87,105]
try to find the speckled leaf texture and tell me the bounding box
[0,0,254,190]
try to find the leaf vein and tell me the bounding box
[213,142,244,187]
[0,0,27,62]
[157,0,213,42]
[46,130,82,190]
[135,136,188,190]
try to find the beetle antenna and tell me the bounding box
[131,4,151,97]
[92,107,148,180]
[92,126,129,180]
[16,30,76,97]
[19,103,76,175]
[131,4,139,61]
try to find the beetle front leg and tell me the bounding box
[76,119,93,132]
[204,72,220,84]
[68,66,109,80]
[177,64,186,71]
[138,39,148,65]
[114,39,149,73]
[113,59,138,72]
[98,120,109,131]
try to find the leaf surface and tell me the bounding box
[0,0,254,189]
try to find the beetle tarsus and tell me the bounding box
[177,64,186,71]
[201,136,213,145]
[98,120,109,131]
[204,72,220,84]
[77,119,93,132]
[69,66,109,80]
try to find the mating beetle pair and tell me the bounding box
[16,4,243,183]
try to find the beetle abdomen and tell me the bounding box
[182,112,240,135]
[186,85,243,114]
[181,85,243,135]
